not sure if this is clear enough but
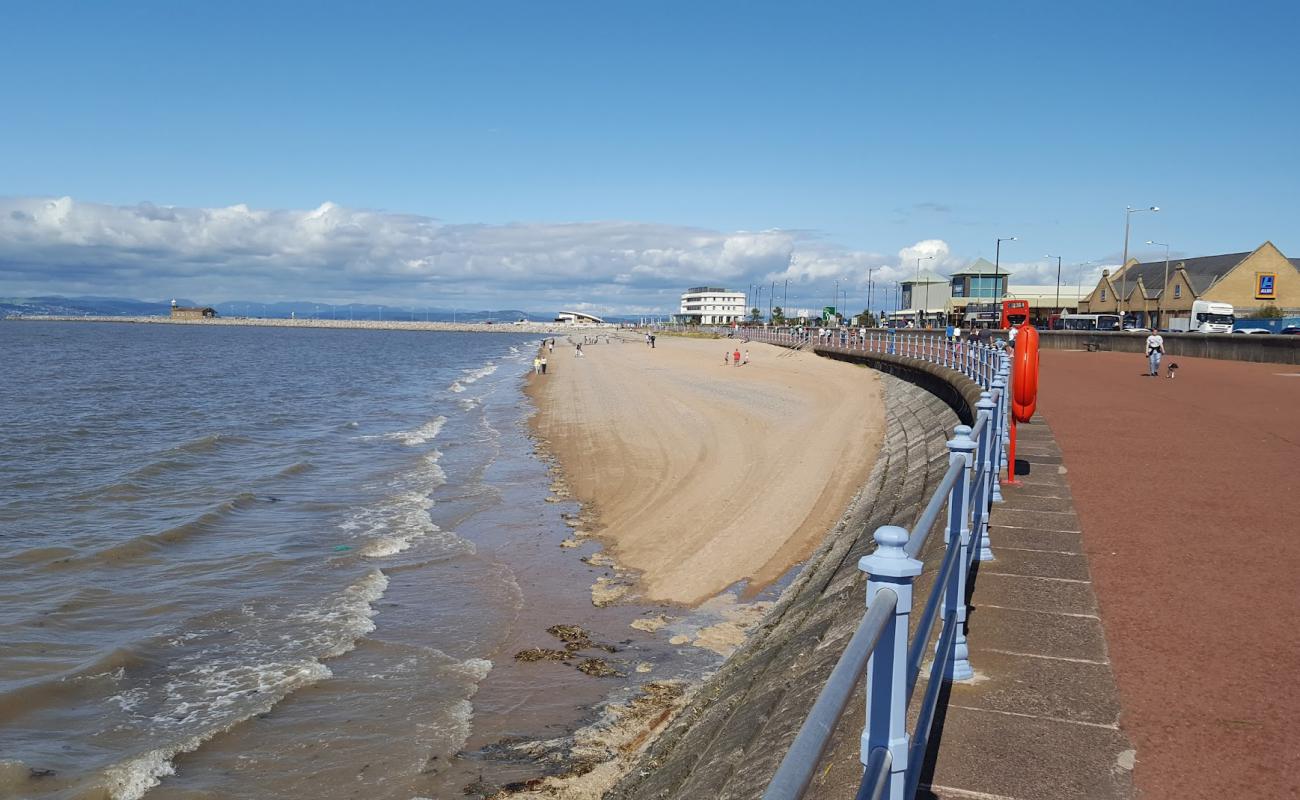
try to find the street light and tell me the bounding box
[994,236,1016,308]
[915,256,934,327]
[1147,240,1171,329]
[1120,205,1159,327]
[866,268,877,325]
[1044,254,1063,318]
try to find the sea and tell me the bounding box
[0,322,692,800]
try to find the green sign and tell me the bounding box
[822,306,836,322]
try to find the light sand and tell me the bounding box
[528,333,884,605]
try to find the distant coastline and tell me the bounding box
[5,314,587,334]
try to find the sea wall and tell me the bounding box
[608,364,969,799]
[1036,330,1300,364]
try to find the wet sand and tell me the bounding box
[527,332,884,605]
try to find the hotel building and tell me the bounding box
[674,287,747,325]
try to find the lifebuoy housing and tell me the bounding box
[1011,324,1039,422]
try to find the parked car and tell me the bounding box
[1233,327,1272,334]
[1279,326,1300,335]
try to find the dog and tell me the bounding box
[1167,361,1179,379]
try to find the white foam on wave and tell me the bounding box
[387,415,447,446]
[342,452,467,559]
[449,362,498,393]
[98,571,389,799]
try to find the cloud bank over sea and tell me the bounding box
[0,197,1074,314]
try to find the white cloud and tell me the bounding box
[0,197,845,312]
[0,198,1037,313]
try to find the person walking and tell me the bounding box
[533,355,542,375]
[733,347,741,367]
[1145,331,1165,376]
[650,334,656,349]
[540,354,548,374]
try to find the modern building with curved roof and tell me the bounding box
[554,310,605,324]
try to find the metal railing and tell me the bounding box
[729,326,1011,800]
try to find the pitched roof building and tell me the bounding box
[1080,241,1299,327]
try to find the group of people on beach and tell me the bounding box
[724,346,750,367]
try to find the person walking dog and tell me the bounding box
[1145,331,1165,377]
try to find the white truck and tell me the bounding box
[1169,300,1234,333]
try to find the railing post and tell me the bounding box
[860,526,923,800]
[973,393,997,561]
[990,371,1007,505]
[998,359,1011,480]
[943,425,976,680]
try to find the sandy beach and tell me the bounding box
[528,332,884,606]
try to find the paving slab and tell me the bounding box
[918,706,1134,800]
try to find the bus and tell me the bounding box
[1001,299,1030,329]
[1058,313,1121,331]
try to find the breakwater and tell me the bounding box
[5,315,585,335]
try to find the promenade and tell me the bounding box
[1036,349,1300,799]
[611,334,1299,800]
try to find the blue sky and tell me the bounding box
[1,0,1296,312]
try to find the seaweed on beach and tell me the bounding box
[513,647,571,662]
[574,658,622,678]
[547,624,616,653]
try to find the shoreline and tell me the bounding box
[481,332,886,796]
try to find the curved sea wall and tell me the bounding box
[608,353,982,799]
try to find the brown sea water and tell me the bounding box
[0,322,704,800]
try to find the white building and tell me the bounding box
[674,286,747,325]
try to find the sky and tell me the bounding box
[1,0,1296,314]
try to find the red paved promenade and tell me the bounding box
[1037,349,1300,799]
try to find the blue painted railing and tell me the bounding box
[732,327,1011,800]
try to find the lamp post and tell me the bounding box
[994,236,1016,309]
[1045,254,1063,318]
[755,285,765,322]
[1147,240,1170,329]
[867,268,877,326]
[914,256,933,327]
[1120,205,1159,327]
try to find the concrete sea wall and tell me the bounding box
[609,352,981,799]
[1035,329,1300,364]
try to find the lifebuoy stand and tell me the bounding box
[1008,324,1040,485]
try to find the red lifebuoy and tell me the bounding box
[1012,324,1039,423]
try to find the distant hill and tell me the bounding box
[0,295,190,317]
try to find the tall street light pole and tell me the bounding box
[1147,240,1170,329]
[1045,253,1063,317]
[915,256,933,327]
[1120,205,1159,327]
[994,236,1016,310]
[867,268,877,325]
